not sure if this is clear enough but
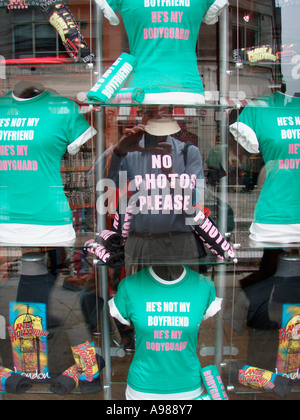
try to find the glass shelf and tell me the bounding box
[243,241,300,250]
[224,359,300,397]
[94,255,236,268]
[0,234,236,267]
[85,101,237,109]
[0,232,96,250]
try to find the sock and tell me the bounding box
[42,3,94,63]
[0,367,32,394]
[226,362,292,399]
[69,338,103,395]
[50,365,79,396]
[191,208,236,260]
[84,239,125,269]
[50,356,105,396]
[96,230,124,252]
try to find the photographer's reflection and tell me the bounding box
[108,110,206,275]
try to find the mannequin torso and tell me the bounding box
[21,252,48,276]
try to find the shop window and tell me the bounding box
[14,22,57,58]
[11,8,63,58]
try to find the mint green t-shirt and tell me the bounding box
[0,90,91,226]
[110,266,216,395]
[106,0,216,94]
[232,92,300,226]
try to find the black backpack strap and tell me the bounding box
[182,141,193,167]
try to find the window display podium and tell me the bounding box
[0,0,300,402]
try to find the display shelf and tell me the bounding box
[225,358,300,398]
[0,232,237,267]
[61,166,92,173]
[81,100,238,110]
[247,241,300,250]
[0,232,96,249]
[70,203,94,210]
[228,382,300,397]
[94,257,236,268]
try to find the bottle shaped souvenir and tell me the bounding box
[18,305,41,375]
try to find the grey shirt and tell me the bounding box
[108,136,204,234]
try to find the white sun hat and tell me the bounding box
[145,118,181,136]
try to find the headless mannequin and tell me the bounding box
[239,252,300,371]
[231,80,300,245]
[1,79,93,246]
[16,252,59,328]
[96,0,228,105]
[280,80,300,99]
[267,253,300,378]
[13,80,45,100]
[151,265,185,282]
[20,252,48,276]
[268,253,300,326]
[281,82,300,98]
[272,253,300,278]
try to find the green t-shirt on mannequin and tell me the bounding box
[97,0,228,104]
[109,266,222,399]
[230,91,300,244]
[0,89,96,245]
